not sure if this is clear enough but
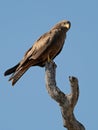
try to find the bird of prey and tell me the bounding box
[4,20,71,86]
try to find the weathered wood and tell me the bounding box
[45,61,85,130]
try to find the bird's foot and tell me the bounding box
[47,55,51,62]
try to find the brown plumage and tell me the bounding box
[4,20,71,86]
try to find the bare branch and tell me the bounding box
[45,61,85,130]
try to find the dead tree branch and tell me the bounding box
[45,61,85,130]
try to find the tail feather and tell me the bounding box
[4,60,35,86]
[9,66,29,86]
[4,63,20,76]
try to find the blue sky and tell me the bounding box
[0,0,98,130]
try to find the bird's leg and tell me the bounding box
[48,55,51,62]
[47,55,54,64]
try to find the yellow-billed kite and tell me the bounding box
[4,20,71,85]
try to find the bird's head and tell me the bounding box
[52,20,71,31]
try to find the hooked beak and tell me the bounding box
[65,21,71,30]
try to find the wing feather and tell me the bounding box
[30,29,59,59]
[18,29,59,68]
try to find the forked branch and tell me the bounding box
[45,61,85,130]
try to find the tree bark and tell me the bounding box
[45,61,85,130]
